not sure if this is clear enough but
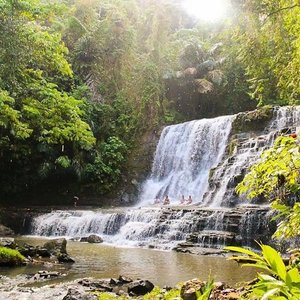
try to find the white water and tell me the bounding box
[30,106,300,250]
[204,106,300,207]
[139,116,234,206]
[31,208,196,249]
[140,106,300,207]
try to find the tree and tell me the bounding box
[236,136,300,238]
[0,0,95,199]
[231,0,300,106]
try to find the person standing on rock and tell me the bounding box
[73,196,79,207]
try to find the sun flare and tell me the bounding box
[182,0,230,22]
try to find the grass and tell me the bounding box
[0,246,26,266]
[95,286,182,299]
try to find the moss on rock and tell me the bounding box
[0,246,26,266]
[232,105,273,134]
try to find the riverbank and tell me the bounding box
[0,273,246,300]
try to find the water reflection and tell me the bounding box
[1,237,257,287]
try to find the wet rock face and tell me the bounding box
[63,288,97,300]
[0,237,16,248]
[18,244,51,258]
[231,106,273,134]
[80,235,103,243]
[44,238,67,255]
[42,238,75,263]
[127,280,155,296]
[0,224,14,236]
[57,253,75,263]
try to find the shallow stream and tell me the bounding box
[1,237,257,287]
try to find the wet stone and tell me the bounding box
[127,280,154,296]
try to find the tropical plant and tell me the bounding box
[226,244,300,299]
[236,135,300,238]
[0,0,96,200]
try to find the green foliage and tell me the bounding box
[195,279,214,300]
[226,244,300,299]
[0,246,26,266]
[236,135,300,238]
[83,136,127,194]
[0,90,32,139]
[1,0,299,202]
[0,0,96,200]
[96,293,128,300]
[231,0,300,106]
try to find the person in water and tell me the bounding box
[180,195,185,205]
[186,195,192,204]
[73,196,79,207]
[154,197,160,204]
[163,195,170,205]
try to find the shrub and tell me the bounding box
[225,244,300,299]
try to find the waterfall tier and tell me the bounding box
[139,116,233,206]
[141,106,300,207]
[30,206,272,251]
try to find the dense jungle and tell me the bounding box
[0,0,300,299]
[1,0,299,205]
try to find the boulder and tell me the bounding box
[118,275,133,284]
[180,279,205,300]
[43,238,67,255]
[127,280,154,296]
[87,235,103,243]
[78,279,113,292]
[80,235,103,243]
[0,237,16,248]
[17,244,51,258]
[57,253,75,263]
[31,270,61,280]
[0,224,14,236]
[63,288,98,300]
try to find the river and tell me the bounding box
[1,237,257,287]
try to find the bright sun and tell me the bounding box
[182,0,230,22]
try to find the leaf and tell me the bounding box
[261,288,280,300]
[286,268,300,287]
[261,245,286,281]
[225,246,262,259]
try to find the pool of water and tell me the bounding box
[0,237,257,287]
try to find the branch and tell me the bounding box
[267,4,300,18]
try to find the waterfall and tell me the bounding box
[140,106,300,208]
[30,207,271,250]
[29,106,300,251]
[204,106,300,207]
[31,208,197,249]
[139,115,234,206]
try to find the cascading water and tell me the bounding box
[139,116,234,206]
[30,106,300,251]
[204,106,300,207]
[31,208,197,249]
